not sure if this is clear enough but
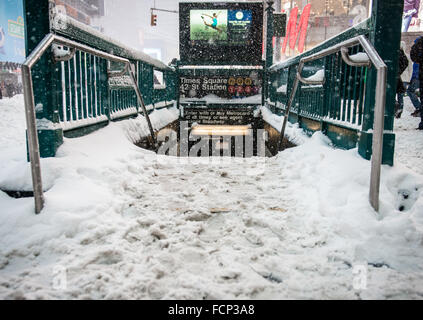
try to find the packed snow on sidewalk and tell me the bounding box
[0,95,422,299]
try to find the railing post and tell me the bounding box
[265,0,274,70]
[322,56,332,124]
[100,58,111,120]
[264,1,274,104]
[23,0,63,158]
[358,0,403,166]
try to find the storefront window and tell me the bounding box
[277,0,371,59]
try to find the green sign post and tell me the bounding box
[358,0,404,165]
[23,0,63,158]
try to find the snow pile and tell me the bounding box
[109,76,133,88]
[0,96,422,299]
[0,95,30,191]
[0,96,178,192]
[349,52,370,64]
[123,106,179,144]
[393,98,423,176]
[0,95,26,157]
[260,106,309,146]
[276,84,287,94]
[304,69,325,82]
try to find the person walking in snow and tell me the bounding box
[395,44,409,119]
[408,62,421,117]
[407,37,422,117]
[410,35,423,129]
[5,82,14,98]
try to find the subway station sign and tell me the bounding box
[179,75,261,100]
[0,0,25,63]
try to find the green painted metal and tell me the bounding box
[64,60,71,121]
[88,54,95,117]
[266,2,400,165]
[358,0,404,165]
[24,0,63,158]
[264,1,274,102]
[81,52,87,119]
[75,51,83,120]
[23,0,178,159]
[63,120,109,139]
[265,1,274,70]
[70,56,77,121]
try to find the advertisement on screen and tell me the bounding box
[190,10,229,41]
[180,2,263,64]
[403,0,423,32]
[190,9,252,45]
[0,0,25,63]
[228,10,252,44]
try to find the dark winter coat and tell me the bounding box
[397,48,409,94]
[410,37,423,99]
[410,36,423,65]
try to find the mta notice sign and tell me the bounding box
[0,0,25,63]
[183,107,254,126]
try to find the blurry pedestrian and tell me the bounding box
[5,82,13,98]
[395,43,409,119]
[409,35,423,129]
[408,62,421,117]
[0,81,4,99]
[407,37,422,117]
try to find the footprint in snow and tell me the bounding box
[397,188,420,212]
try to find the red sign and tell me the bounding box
[282,4,311,54]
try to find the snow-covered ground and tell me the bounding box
[393,100,423,176]
[0,95,422,299]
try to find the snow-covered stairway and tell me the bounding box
[1,112,422,299]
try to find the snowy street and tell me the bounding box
[0,96,422,299]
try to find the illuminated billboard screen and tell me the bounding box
[180,2,263,64]
[190,10,229,41]
[0,0,25,63]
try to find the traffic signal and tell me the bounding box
[151,13,157,26]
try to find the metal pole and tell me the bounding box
[151,8,178,14]
[22,65,44,214]
[369,66,387,212]
[21,33,56,214]
[277,61,304,151]
[265,0,275,69]
[128,64,157,146]
[275,0,282,62]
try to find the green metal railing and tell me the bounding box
[51,21,178,136]
[273,35,387,213]
[265,16,397,166]
[267,19,371,128]
[22,0,179,213]
[23,0,178,158]
[269,38,369,132]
